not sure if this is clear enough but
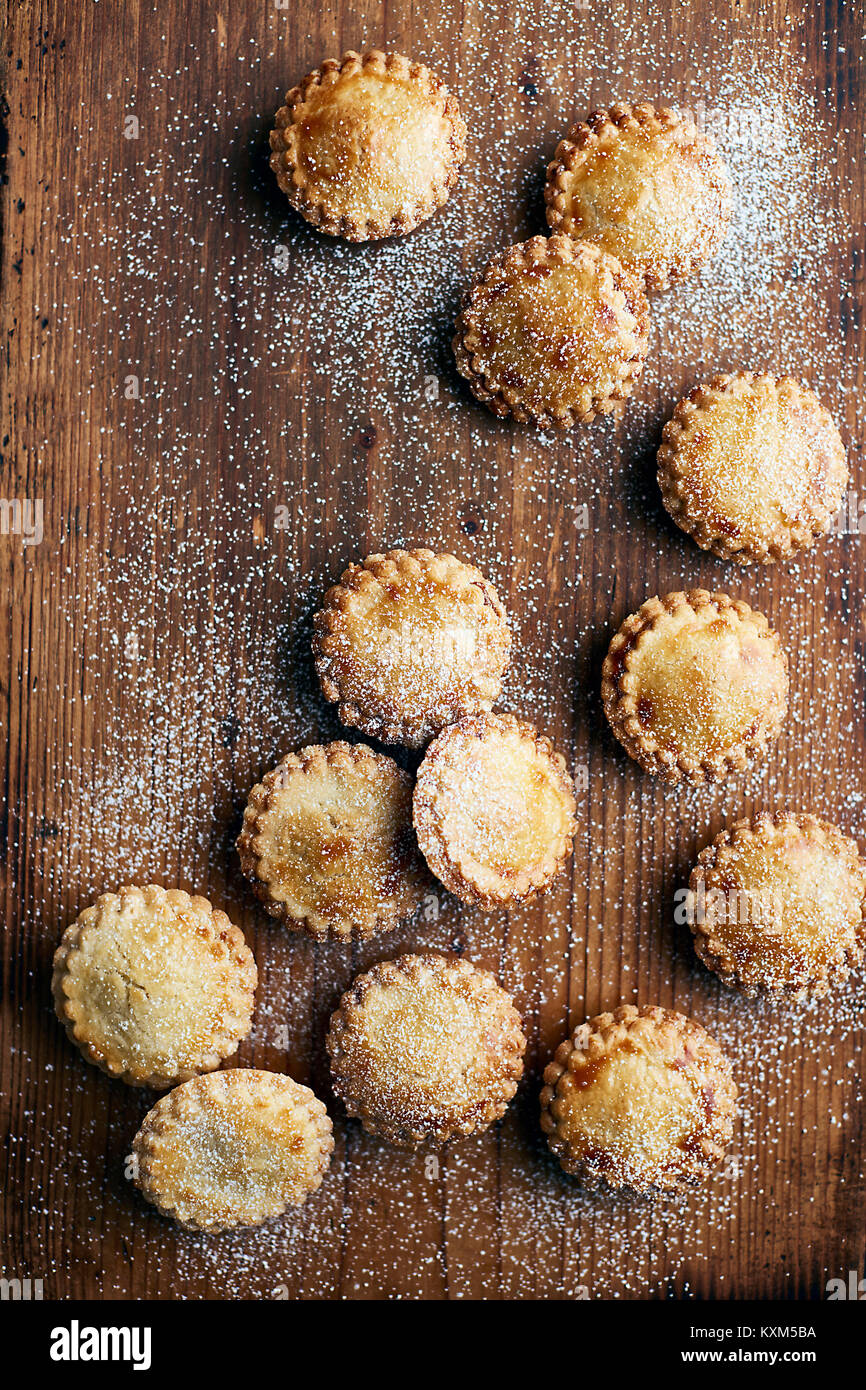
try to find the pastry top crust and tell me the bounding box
[312,548,511,748]
[52,886,257,1089]
[327,952,526,1148]
[269,50,466,240]
[453,234,650,429]
[413,712,577,906]
[540,1004,737,1192]
[602,590,788,784]
[131,1070,334,1232]
[657,372,848,565]
[688,813,866,999]
[545,103,732,291]
[237,741,428,940]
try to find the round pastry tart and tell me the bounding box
[269,50,466,241]
[601,590,788,784]
[312,549,511,748]
[237,741,428,940]
[540,1004,737,1193]
[657,372,848,565]
[687,813,866,999]
[545,104,731,291]
[452,234,650,429]
[327,953,526,1148]
[413,712,578,907]
[52,886,257,1089]
[130,1070,334,1231]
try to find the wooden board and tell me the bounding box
[2,0,864,1301]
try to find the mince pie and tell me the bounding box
[540,1004,737,1192]
[130,1069,333,1231]
[327,952,526,1148]
[312,549,510,747]
[270,50,466,240]
[687,813,866,998]
[545,103,731,291]
[238,741,428,940]
[453,234,650,429]
[602,590,788,783]
[413,712,577,907]
[52,886,257,1089]
[657,372,848,565]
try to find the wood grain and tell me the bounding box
[1,0,864,1300]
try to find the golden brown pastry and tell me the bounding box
[687,813,866,999]
[540,1004,737,1192]
[453,234,650,429]
[52,886,257,1089]
[601,590,788,783]
[237,741,428,940]
[269,50,466,240]
[130,1070,334,1231]
[413,712,577,907]
[545,103,731,291]
[312,549,511,747]
[327,953,526,1148]
[657,372,848,565]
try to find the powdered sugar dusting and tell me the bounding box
[5,0,864,1299]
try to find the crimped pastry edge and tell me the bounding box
[237,740,428,940]
[412,711,578,906]
[326,952,527,1149]
[657,372,849,565]
[269,49,467,241]
[130,1069,334,1232]
[687,812,866,1000]
[539,1003,737,1193]
[51,885,258,1089]
[600,589,788,784]
[544,103,732,292]
[312,548,512,748]
[452,234,651,429]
